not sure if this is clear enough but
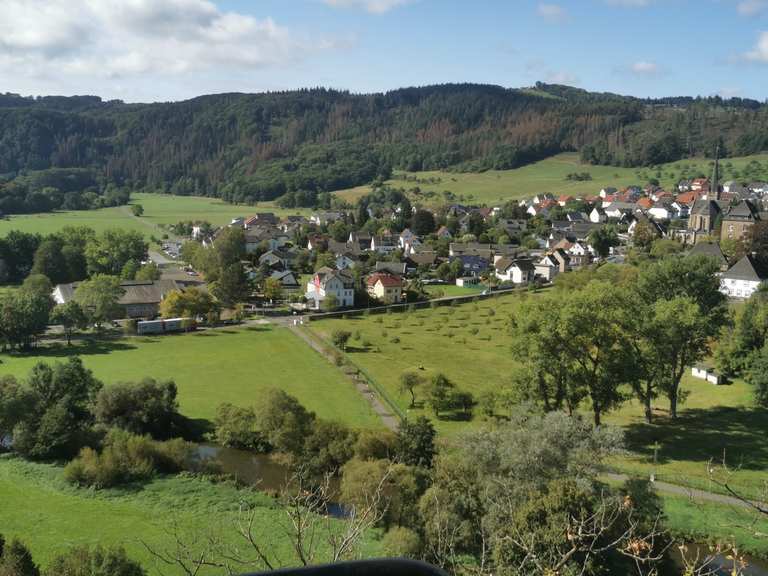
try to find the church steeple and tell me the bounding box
[712,144,720,201]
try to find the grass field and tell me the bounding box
[0,326,381,429]
[0,456,379,575]
[0,193,310,239]
[310,291,768,496]
[334,152,768,206]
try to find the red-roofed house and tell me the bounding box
[558,195,575,206]
[366,273,405,304]
[636,197,653,210]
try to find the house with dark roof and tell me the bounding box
[688,200,722,234]
[270,270,300,289]
[721,200,760,243]
[53,279,181,319]
[452,254,490,277]
[495,257,534,284]
[687,242,729,271]
[305,267,355,309]
[720,254,768,299]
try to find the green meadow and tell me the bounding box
[335,152,768,206]
[0,456,379,575]
[0,325,381,429]
[310,292,768,497]
[0,193,309,238]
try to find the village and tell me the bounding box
[48,157,767,334]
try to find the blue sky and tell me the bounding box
[1,0,767,102]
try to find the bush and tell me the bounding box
[94,379,182,439]
[64,429,194,488]
[390,337,400,344]
[381,526,422,557]
[213,403,268,451]
[47,545,145,576]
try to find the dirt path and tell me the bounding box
[603,472,768,511]
[286,324,399,431]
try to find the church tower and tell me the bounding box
[712,144,720,201]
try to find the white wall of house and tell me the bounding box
[720,278,763,300]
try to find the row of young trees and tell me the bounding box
[511,256,728,425]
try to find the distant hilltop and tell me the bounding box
[1,82,767,208]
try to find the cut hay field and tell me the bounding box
[0,456,380,575]
[334,152,768,206]
[0,193,310,238]
[310,292,768,497]
[0,325,381,430]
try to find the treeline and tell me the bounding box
[0,168,130,215]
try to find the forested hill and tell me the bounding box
[1,83,767,209]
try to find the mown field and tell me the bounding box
[0,193,309,238]
[0,456,379,575]
[310,292,768,497]
[334,152,768,206]
[0,325,381,429]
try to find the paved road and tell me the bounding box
[148,250,176,266]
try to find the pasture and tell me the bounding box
[0,325,381,429]
[334,152,768,206]
[0,456,378,575]
[0,193,309,239]
[310,292,768,497]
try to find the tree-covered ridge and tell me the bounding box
[1,83,767,209]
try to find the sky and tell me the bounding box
[0,0,767,103]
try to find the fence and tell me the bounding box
[304,326,407,422]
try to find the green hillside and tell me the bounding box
[336,152,768,206]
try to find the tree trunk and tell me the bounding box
[644,381,653,424]
[669,387,678,419]
[593,408,601,427]
[409,389,415,408]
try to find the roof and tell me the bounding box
[688,242,727,266]
[56,279,181,306]
[724,200,759,222]
[375,261,407,275]
[692,200,722,217]
[723,254,768,282]
[367,273,404,288]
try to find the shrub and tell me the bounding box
[390,337,401,344]
[213,403,268,451]
[47,545,145,576]
[381,526,422,558]
[64,429,194,488]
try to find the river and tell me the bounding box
[196,444,768,573]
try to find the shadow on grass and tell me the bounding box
[245,325,272,332]
[3,339,137,360]
[623,406,768,471]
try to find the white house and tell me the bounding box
[589,206,607,224]
[305,267,355,309]
[720,254,767,300]
[534,254,560,282]
[370,235,398,254]
[495,257,535,284]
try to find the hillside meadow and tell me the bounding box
[310,291,768,498]
[0,325,381,430]
[334,152,768,206]
[0,193,309,238]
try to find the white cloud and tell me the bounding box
[0,0,328,100]
[719,87,743,98]
[630,60,659,75]
[545,70,579,84]
[537,3,567,21]
[323,0,412,13]
[744,31,768,62]
[737,0,768,15]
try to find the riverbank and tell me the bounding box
[0,455,379,575]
